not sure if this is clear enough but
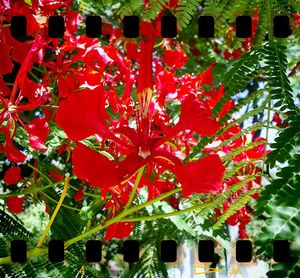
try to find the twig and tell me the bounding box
[36,173,70,248]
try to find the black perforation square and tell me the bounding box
[48,240,64,263]
[273,15,292,38]
[48,16,65,38]
[86,16,102,38]
[10,16,27,39]
[160,240,177,262]
[86,240,102,262]
[273,240,290,262]
[236,16,252,38]
[198,16,214,38]
[10,240,27,263]
[123,16,140,38]
[123,240,139,262]
[161,15,177,38]
[198,240,214,262]
[236,240,252,262]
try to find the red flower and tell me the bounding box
[0,127,27,163]
[168,195,180,209]
[163,49,188,69]
[172,93,221,137]
[200,63,215,86]
[55,20,225,201]
[48,168,64,182]
[294,14,300,27]
[272,112,288,128]
[104,222,135,240]
[173,154,226,197]
[4,166,21,185]
[7,196,26,214]
[0,33,50,162]
[245,137,265,159]
[272,112,282,127]
[25,118,50,151]
[65,89,224,195]
[72,144,145,189]
[125,42,139,61]
[74,186,85,202]
[55,89,110,141]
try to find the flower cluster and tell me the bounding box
[0,0,265,239]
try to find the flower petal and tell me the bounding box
[7,196,26,214]
[4,166,21,185]
[55,89,109,141]
[245,137,265,159]
[176,94,221,136]
[173,154,226,197]
[72,144,145,189]
[163,49,188,69]
[200,63,215,86]
[74,186,85,202]
[104,222,134,240]
[5,138,27,163]
[25,118,49,151]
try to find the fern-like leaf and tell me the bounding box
[143,0,170,22]
[117,0,143,18]
[0,209,32,238]
[262,42,296,110]
[212,47,263,118]
[176,0,200,31]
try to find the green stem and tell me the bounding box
[268,0,274,41]
[68,183,99,198]
[125,187,182,214]
[120,201,210,222]
[40,191,81,212]
[37,174,70,248]
[124,166,145,210]
[0,187,182,263]
[0,177,76,199]
[33,66,46,73]
[28,163,52,184]
[154,39,164,48]
[28,71,40,83]
[260,93,271,186]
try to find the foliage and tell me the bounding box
[0,0,299,277]
[254,114,300,278]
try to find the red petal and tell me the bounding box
[7,196,26,214]
[173,154,226,197]
[176,94,221,136]
[104,222,134,240]
[25,118,49,151]
[74,186,85,202]
[4,166,21,185]
[163,49,188,69]
[48,168,64,182]
[57,74,78,98]
[246,137,265,159]
[72,144,145,189]
[0,32,13,74]
[0,76,10,96]
[125,42,139,61]
[5,138,27,163]
[72,144,118,188]
[200,63,215,86]
[272,112,282,127]
[10,38,33,65]
[55,90,109,141]
[226,212,239,226]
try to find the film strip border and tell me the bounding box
[9,14,295,39]
[9,239,291,264]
